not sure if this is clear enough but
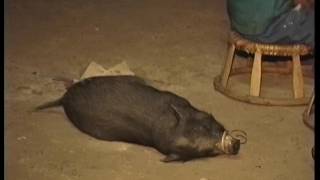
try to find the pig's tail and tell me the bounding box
[230,129,247,144]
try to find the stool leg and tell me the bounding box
[292,55,304,98]
[306,91,314,116]
[250,51,262,96]
[221,44,235,88]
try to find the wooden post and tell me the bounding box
[292,55,304,98]
[250,51,262,96]
[221,44,236,88]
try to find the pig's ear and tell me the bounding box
[161,154,181,162]
[170,104,186,124]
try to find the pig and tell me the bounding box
[35,75,240,162]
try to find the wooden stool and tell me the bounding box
[214,31,313,106]
[303,91,314,130]
[302,91,314,159]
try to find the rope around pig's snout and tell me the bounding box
[230,129,247,144]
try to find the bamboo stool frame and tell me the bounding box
[214,31,313,106]
[303,91,314,130]
[302,91,314,159]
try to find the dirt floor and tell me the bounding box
[5,0,314,180]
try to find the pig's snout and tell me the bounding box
[229,138,240,154]
[216,131,243,155]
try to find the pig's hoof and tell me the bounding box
[161,154,181,162]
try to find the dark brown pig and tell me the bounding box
[36,75,241,162]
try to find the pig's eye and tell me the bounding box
[197,127,204,131]
[199,124,210,131]
[193,126,205,132]
[204,125,211,131]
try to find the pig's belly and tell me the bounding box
[63,106,155,146]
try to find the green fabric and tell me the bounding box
[227,0,294,35]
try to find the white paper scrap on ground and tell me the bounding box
[79,61,135,80]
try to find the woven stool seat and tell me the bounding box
[214,31,313,106]
[230,31,312,56]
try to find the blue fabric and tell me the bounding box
[227,0,314,47]
[227,0,294,35]
[242,8,314,47]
